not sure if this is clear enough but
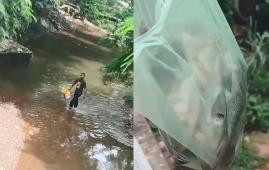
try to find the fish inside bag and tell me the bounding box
[134,0,247,169]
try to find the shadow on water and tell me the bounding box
[28,32,113,62]
[0,31,133,170]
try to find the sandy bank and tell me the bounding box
[0,103,24,170]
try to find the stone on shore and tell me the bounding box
[0,40,32,68]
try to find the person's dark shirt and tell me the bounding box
[72,78,86,95]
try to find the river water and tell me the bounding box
[0,31,133,170]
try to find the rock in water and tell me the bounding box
[0,40,33,68]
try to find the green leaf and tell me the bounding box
[120,52,133,73]
[114,16,134,36]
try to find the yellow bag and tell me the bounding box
[61,87,71,99]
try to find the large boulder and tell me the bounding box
[0,40,33,68]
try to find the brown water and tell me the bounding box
[0,32,133,170]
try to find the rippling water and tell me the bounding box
[0,32,133,170]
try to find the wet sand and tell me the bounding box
[0,103,24,170]
[16,152,46,170]
[0,104,58,170]
[15,122,46,170]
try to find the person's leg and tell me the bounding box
[69,94,78,107]
[69,99,73,108]
[74,97,78,108]
[74,94,82,108]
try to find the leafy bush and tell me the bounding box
[103,51,133,85]
[111,15,133,73]
[231,137,265,170]
[0,0,66,40]
[247,95,269,129]
[114,15,133,50]
[76,0,108,22]
[243,32,269,130]
[75,0,132,31]
[103,13,133,84]
[0,0,37,40]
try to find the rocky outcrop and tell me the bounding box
[0,40,33,68]
[33,3,72,33]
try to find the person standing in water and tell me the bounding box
[69,73,87,108]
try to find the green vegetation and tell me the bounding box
[102,15,133,85]
[244,32,269,130]
[231,137,265,170]
[0,0,36,40]
[102,54,133,86]
[102,13,133,107]
[77,0,113,29]
[103,15,133,75]
[0,0,67,40]
[76,0,132,31]
[113,15,133,73]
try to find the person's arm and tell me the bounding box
[70,79,78,89]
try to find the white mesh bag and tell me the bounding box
[134,0,247,169]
